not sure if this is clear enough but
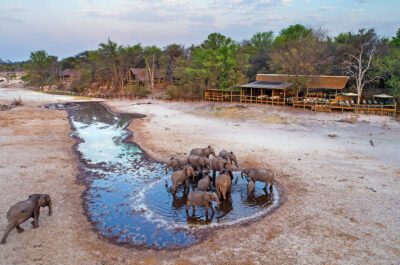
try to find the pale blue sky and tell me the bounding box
[0,0,399,61]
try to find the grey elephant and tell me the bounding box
[1,194,52,244]
[188,155,211,171]
[165,156,188,174]
[189,146,216,158]
[211,156,232,179]
[197,171,212,191]
[170,165,195,195]
[215,170,232,200]
[186,191,220,219]
[247,180,255,197]
[219,150,239,168]
[241,168,275,192]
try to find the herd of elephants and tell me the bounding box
[1,145,275,245]
[167,146,276,219]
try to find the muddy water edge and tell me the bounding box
[45,101,280,250]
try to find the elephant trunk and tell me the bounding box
[165,165,168,175]
[241,171,244,179]
[48,201,53,216]
[234,159,239,168]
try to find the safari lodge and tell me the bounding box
[204,74,397,116]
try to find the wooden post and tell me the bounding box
[250,88,253,104]
[283,89,286,106]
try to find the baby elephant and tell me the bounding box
[241,168,275,192]
[186,191,220,219]
[197,171,212,191]
[170,165,195,195]
[1,194,52,244]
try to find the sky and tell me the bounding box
[0,0,399,61]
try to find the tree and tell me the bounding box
[144,46,162,91]
[25,50,59,86]
[391,28,400,47]
[190,33,240,90]
[340,29,383,104]
[161,44,185,82]
[246,31,274,80]
[273,24,313,45]
[271,27,333,95]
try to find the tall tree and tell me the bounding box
[271,26,333,95]
[144,46,162,91]
[339,29,383,104]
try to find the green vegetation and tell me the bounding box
[5,25,399,99]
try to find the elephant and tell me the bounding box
[241,168,275,192]
[247,180,255,197]
[1,194,52,244]
[197,172,212,191]
[211,156,232,180]
[188,155,211,172]
[170,165,195,195]
[219,150,239,168]
[165,156,188,174]
[186,191,220,219]
[215,170,232,200]
[189,146,216,158]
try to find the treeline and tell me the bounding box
[14,24,400,99]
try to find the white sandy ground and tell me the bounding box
[0,85,399,264]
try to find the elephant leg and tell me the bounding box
[204,206,209,219]
[32,206,40,228]
[1,222,16,244]
[185,204,190,215]
[223,192,226,201]
[263,182,268,191]
[16,225,24,233]
[269,182,273,193]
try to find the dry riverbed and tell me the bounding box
[0,86,399,265]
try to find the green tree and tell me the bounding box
[25,50,59,86]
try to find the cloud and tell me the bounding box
[0,16,25,24]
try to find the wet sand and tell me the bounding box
[1,85,400,264]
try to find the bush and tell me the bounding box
[165,84,183,98]
[126,83,150,97]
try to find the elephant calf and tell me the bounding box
[241,168,275,192]
[197,172,212,191]
[186,191,220,218]
[170,165,195,195]
[1,194,52,244]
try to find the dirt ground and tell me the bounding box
[1,86,400,265]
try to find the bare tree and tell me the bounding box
[341,29,382,104]
[344,43,379,104]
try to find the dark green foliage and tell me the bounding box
[13,25,399,99]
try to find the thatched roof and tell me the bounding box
[129,68,162,82]
[256,74,349,90]
[240,81,292,90]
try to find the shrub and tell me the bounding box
[126,83,150,97]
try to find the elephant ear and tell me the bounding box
[37,197,46,207]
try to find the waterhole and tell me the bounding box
[45,102,280,249]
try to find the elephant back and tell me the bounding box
[6,200,34,220]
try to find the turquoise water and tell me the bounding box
[48,102,279,249]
